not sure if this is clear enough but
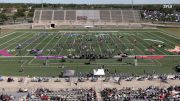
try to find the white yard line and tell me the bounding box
[131,32,150,55]
[24,33,50,56]
[103,32,112,54]
[136,32,167,55]
[153,59,162,66]
[47,32,65,56]
[114,32,130,52]
[0,31,16,39]
[133,33,155,55]
[132,32,150,50]
[58,33,70,55]
[58,31,119,33]
[28,58,35,65]
[118,31,159,33]
[20,63,160,67]
[145,32,175,55]
[0,32,28,47]
[42,33,59,50]
[0,54,179,58]
[29,32,60,65]
[79,33,86,54]
[89,35,92,51]
[21,60,29,67]
[96,34,103,55]
[158,29,180,40]
[125,33,144,55]
[148,32,177,46]
[110,32,123,53]
[14,33,37,56]
[100,32,112,53]
[73,32,78,54]
[123,34,136,55]
[4,33,32,49]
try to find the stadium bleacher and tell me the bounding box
[111,10,123,22]
[66,10,76,20]
[100,10,111,21]
[133,10,141,22]
[33,10,41,23]
[33,9,141,25]
[25,88,97,101]
[122,10,135,22]
[54,10,65,20]
[41,10,53,21]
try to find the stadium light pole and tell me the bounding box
[131,0,134,9]
[0,28,1,36]
[41,0,44,9]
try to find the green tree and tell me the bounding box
[0,13,8,24]
[27,12,33,18]
[15,11,25,17]
[12,14,17,24]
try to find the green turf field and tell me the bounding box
[159,28,180,37]
[0,29,180,76]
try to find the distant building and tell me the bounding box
[10,8,18,13]
[28,6,32,10]
[4,7,18,13]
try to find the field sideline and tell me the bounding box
[0,29,180,76]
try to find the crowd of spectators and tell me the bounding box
[142,10,180,22]
[22,88,97,101]
[101,86,180,101]
[0,94,15,101]
[0,73,179,101]
[110,73,180,82]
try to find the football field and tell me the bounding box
[0,29,180,76]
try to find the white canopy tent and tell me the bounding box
[84,26,94,28]
[93,69,105,76]
[63,70,75,77]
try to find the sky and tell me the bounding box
[0,0,179,4]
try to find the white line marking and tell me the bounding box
[0,32,28,47]
[0,31,16,39]
[158,29,180,40]
[4,33,32,49]
[47,32,64,56]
